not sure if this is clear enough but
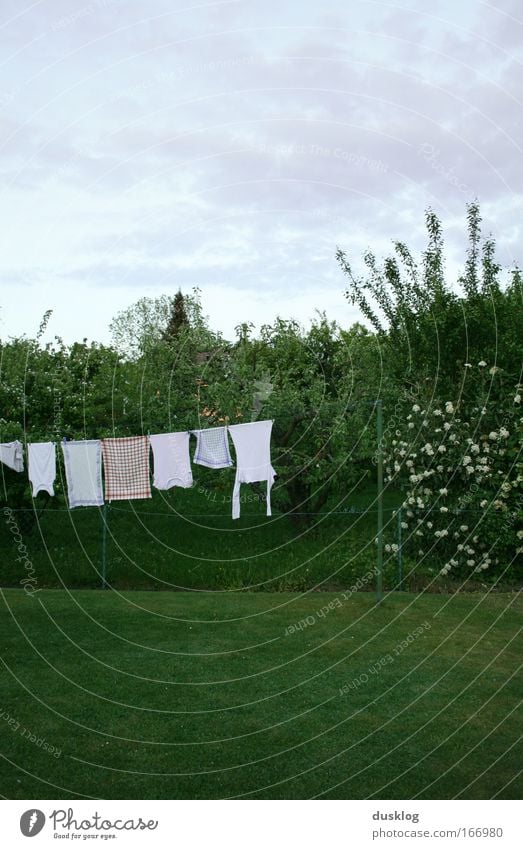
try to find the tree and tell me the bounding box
[337,203,523,396]
[162,290,189,342]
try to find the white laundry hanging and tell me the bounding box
[191,426,233,469]
[0,440,24,473]
[61,439,104,508]
[28,442,56,496]
[227,420,276,519]
[149,432,193,490]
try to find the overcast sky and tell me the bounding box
[0,0,521,345]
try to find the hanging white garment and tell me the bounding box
[61,439,104,508]
[28,442,56,496]
[149,432,193,490]
[0,440,24,472]
[228,420,276,519]
[191,426,233,469]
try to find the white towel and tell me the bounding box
[149,432,193,490]
[0,440,24,472]
[191,426,233,469]
[228,420,276,519]
[62,439,104,508]
[28,442,56,497]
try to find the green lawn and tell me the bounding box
[0,588,521,799]
[1,485,405,592]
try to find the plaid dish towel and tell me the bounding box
[191,426,233,469]
[101,436,151,501]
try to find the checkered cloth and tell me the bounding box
[191,426,233,469]
[101,436,151,501]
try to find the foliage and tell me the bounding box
[163,290,189,341]
[109,287,221,359]
[384,363,522,580]
[337,203,523,394]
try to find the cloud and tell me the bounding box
[0,0,520,344]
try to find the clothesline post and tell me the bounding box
[396,507,403,589]
[376,399,384,603]
[101,502,109,589]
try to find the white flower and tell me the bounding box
[391,544,398,552]
[480,500,488,508]
[460,525,468,532]
[406,459,414,468]
[426,521,433,529]
[489,366,500,375]
[449,433,457,442]
[466,466,474,474]
[478,360,487,367]
[433,409,442,416]
[408,422,415,429]
[437,445,446,453]
[463,456,472,466]
[436,464,444,473]
[401,522,409,529]
[457,544,464,551]
[464,363,472,368]
[412,404,420,412]
[440,528,449,537]
[439,488,448,495]
[488,431,498,440]
[443,422,451,430]
[499,427,509,439]
[514,394,521,404]
[440,506,449,513]
[466,559,475,567]
[516,530,523,540]
[423,443,434,456]
[480,407,487,416]
[385,544,391,552]
[445,402,454,413]
[470,444,480,454]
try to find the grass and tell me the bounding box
[1,484,406,592]
[0,588,521,799]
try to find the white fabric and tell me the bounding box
[228,420,276,519]
[191,426,233,469]
[28,442,56,496]
[149,432,193,490]
[62,439,104,508]
[0,440,24,472]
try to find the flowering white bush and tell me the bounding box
[385,366,523,580]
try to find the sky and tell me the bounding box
[0,0,521,345]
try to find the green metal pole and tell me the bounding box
[376,399,383,603]
[101,502,109,589]
[397,506,403,589]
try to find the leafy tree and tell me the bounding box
[337,203,523,396]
